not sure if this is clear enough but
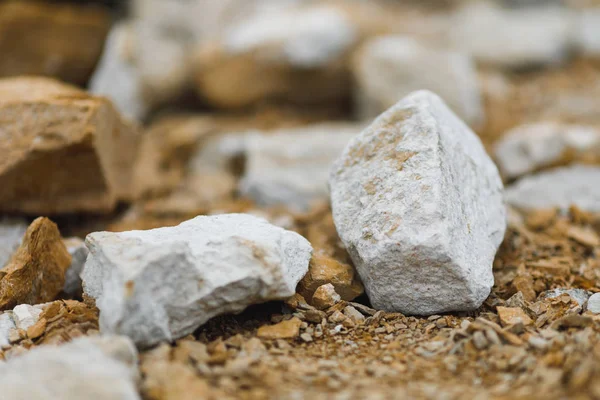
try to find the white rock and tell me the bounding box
[63,238,89,296]
[329,90,506,315]
[451,2,574,68]
[587,293,600,314]
[353,36,483,126]
[540,288,591,307]
[82,213,312,348]
[494,123,600,180]
[505,165,600,212]
[240,123,360,211]
[12,304,43,331]
[0,336,140,400]
[89,23,146,122]
[0,313,15,348]
[0,218,27,269]
[575,9,600,58]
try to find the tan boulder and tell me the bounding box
[298,253,364,303]
[0,1,110,85]
[0,217,71,310]
[0,77,140,214]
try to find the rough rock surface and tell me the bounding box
[82,213,312,348]
[352,36,483,126]
[0,218,27,269]
[311,283,341,310]
[240,123,360,211]
[89,23,146,122]
[451,2,573,68]
[297,253,363,302]
[12,304,44,331]
[256,317,302,340]
[63,238,89,297]
[0,217,71,310]
[0,336,140,400]
[494,123,600,180]
[0,77,140,214]
[539,288,591,307]
[329,90,506,315]
[505,165,600,212]
[0,1,110,86]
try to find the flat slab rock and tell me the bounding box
[82,213,312,348]
[0,336,139,400]
[505,165,600,212]
[329,90,506,315]
[0,76,140,214]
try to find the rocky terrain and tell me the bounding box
[2,0,600,399]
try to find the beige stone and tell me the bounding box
[311,284,341,310]
[0,1,110,86]
[0,217,71,310]
[256,317,302,340]
[497,306,533,327]
[298,253,363,302]
[0,77,140,214]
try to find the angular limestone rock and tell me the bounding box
[451,2,573,68]
[352,36,483,126]
[82,213,312,348]
[0,218,27,269]
[0,218,71,310]
[0,1,110,86]
[256,317,302,340]
[63,238,89,297]
[12,304,44,331]
[311,283,341,310]
[297,253,363,302]
[329,90,506,315]
[0,336,140,400]
[494,123,600,180]
[505,165,600,212]
[0,77,140,214]
[240,123,360,211]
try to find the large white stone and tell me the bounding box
[494,123,600,180]
[0,336,140,400]
[0,218,27,269]
[505,165,600,212]
[239,123,360,211]
[352,36,483,126]
[451,2,574,68]
[82,213,312,348]
[329,90,506,315]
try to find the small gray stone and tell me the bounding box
[0,218,27,269]
[586,293,600,314]
[0,336,140,400]
[240,123,360,211]
[329,90,506,315]
[82,213,312,348]
[540,288,591,308]
[494,123,600,180]
[63,237,89,296]
[505,165,600,212]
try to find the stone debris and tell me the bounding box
[0,1,110,86]
[257,317,302,340]
[0,336,140,400]
[586,293,600,314]
[297,253,363,303]
[451,2,573,68]
[352,35,483,126]
[239,123,360,211]
[0,217,71,310]
[62,238,89,297]
[82,213,312,348]
[497,306,533,326]
[0,218,27,269]
[494,123,600,180]
[505,165,600,212]
[343,305,365,325]
[12,304,44,331]
[311,284,341,310]
[539,288,591,308]
[330,90,506,315]
[0,77,141,214]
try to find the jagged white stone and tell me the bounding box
[0,218,27,269]
[329,90,506,315]
[353,36,483,126]
[0,336,140,399]
[82,213,312,348]
[63,238,89,296]
[494,123,600,180]
[505,165,600,212]
[240,123,360,211]
[12,304,43,331]
[451,2,573,68]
